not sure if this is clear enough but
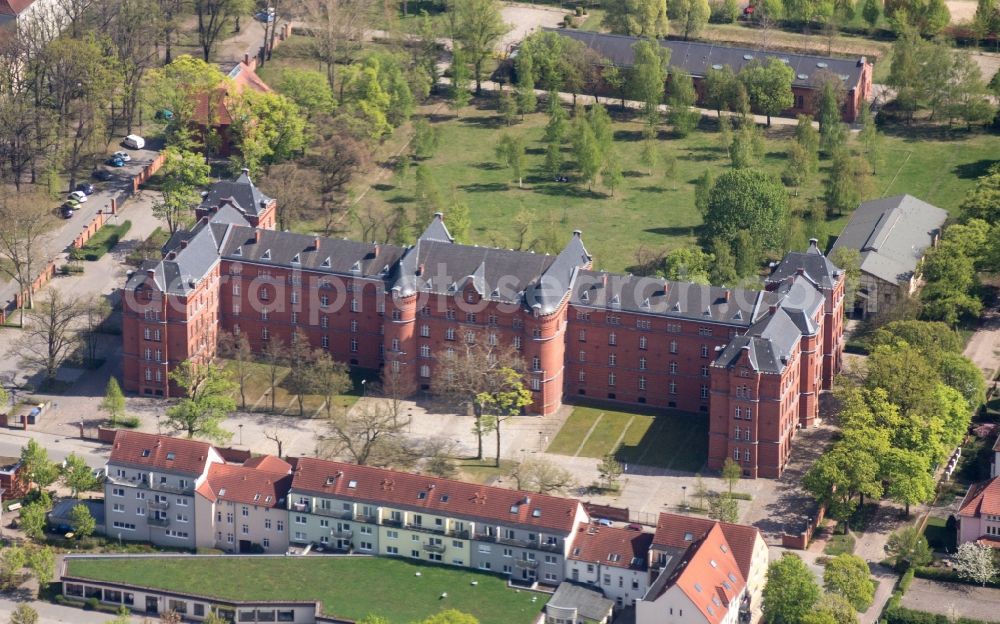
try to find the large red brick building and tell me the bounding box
[122,173,844,478]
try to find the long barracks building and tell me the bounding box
[121,173,845,478]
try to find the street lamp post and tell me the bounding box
[681,485,688,510]
[361,379,367,396]
[238,424,244,446]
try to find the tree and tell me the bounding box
[515,53,538,117]
[830,248,861,302]
[629,39,671,124]
[640,135,661,176]
[571,118,603,190]
[862,0,881,29]
[0,195,52,325]
[670,0,711,39]
[602,153,625,197]
[300,0,375,89]
[260,336,287,414]
[704,66,740,116]
[603,63,628,111]
[283,331,316,418]
[230,90,307,175]
[8,605,37,624]
[450,46,472,109]
[0,546,26,591]
[20,439,58,493]
[218,332,253,410]
[946,52,995,130]
[153,148,211,234]
[823,554,875,611]
[67,503,96,539]
[19,501,48,541]
[193,0,253,61]
[667,69,700,136]
[320,400,411,467]
[722,458,742,494]
[308,350,352,420]
[817,80,845,153]
[430,332,525,461]
[101,377,126,427]
[763,554,821,624]
[885,527,932,570]
[164,361,237,443]
[598,454,624,490]
[603,0,670,36]
[708,493,739,523]
[824,149,866,216]
[662,247,713,283]
[510,457,575,494]
[61,453,97,498]
[704,169,789,250]
[477,367,532,467]
[816,593,859,624]
[495,134,526,188]
[739,59,794,126]
[695,171,714,217]
[882,448,935,516]
[497,89,517,126]
[277,69,335,118]
[420,610,480,624]
[954,542,998,585]
[782,142,811,192]
[448,0,509,95]
[729,121,764,169]
[795,115,820,170]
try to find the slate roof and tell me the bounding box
[958,476,1000,518]
[767,239,841,290]
[108,430,214,477]
[548,28,867,91]
[289,456,583,534]
[199,169,274,218]
[569,270,774,326]
[830,194,948,285]
[127,216,227,296]
[547,582,614,622]
[197,460,292,509]
[568,525,652,570]
[651,512,762,582]
[530,231,592,314]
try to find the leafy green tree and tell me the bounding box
[69,503,96,538]
[572,117,603,190]
[640,135,661,176]
[882,448,935,516]
[886,527,932,569]
[722,457,742,494]
[710,238,739,284]
[515,53,538,116]
[101,377,126,427]
[448,0,510,95]
[824,148,867,216]
[544,142,564,180]
[920,241,983,326]
[603,64,628,111]
[795,115,820,171]
[603,0,670,36]
[704,66,740,116]
[721,0,741,21]
[8,604,37,624]
[498,89,517,126]
[667,69,700,136]
[871,320,963,357]
[26,546,55,590]
[818,80,845,154]
[763,554,821,624]
[19,500,48,541]
[729,121,764,169]
[803,443,880,529]
[602,154,625,197]
[231,90,307,175]
[495,134,526,188]
[662,247,713,284]
[708,493,739,523]
[670,0,712,39]
[587,102,614,155]
[477,367,532,467]
[739,58,794,126]
[734,230,763,277]
[20,439,58,492]
[946,52,995,129]
[61,453,97,498]
[629,39,671,124]
[450,47,472,109]
[862,0,881,28]
[420,610,480,624]
[412,119,441,159]
[153,147,212,234]
[598,454,624,490]
[816,593,860,624]
[447,191,473,244]
[830,248,861,301]
[277,68,335,117]
[307,350,352,421]
[782,142,811,193]
[857,106,882,175]
[801,612,839,624]
[939,352,986,408]
[165,361,237,443]
[885,0,950,35]
[824,554,875,611]
[544,95,569,144]
[694,171,714,217]
[0,546,26,591]
[704,169,788,250]
[145,55,226,149]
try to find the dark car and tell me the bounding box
[92,169,114,181]
[625,523,643,531]
[106,156,125,167]
[154,108,174,120]
[60,204,75,219]
[75,182,95,195]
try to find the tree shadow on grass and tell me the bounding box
[472,161,503,170]
[613,129,645,142]
[385,195,414,204]
[526,147,546,156]
[533,183,605,200]
[372,183,395,191]
[623,170,645,178]
[645,225,704,237]
[460,115,505,130]
[458,182,510,193]
[953,159,999,180]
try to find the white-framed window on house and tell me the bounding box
[291,312,299,324]
[670,340,678,354]
[420,325,430,337]
[446,328,455,341]
[321,316,329,328]
[578,371,586,382]
[639,377,646,390]
[669,381,677,395]
[734,447,740,460]
[532,356,541,371]
[579,350,586,362]
[639,357,646,370]
[700,385,709,399]
[420,345,430,358]
[321,335,329,349]
[639,336,648,349]
[513,336,522,350]
[420,365,430,378]
[531,378,541,391]
[262,327,269,340]
[608,372,616,386]
[608,332,616,346]
[608,353,616,366]
[488,333,497,346]
[669,361,678,374]
[744,449,751,462]
[351,339,359,352]
[351,299,360,312]
[700,344,709,357]
[391,338,400,352]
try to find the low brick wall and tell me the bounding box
[781,503,826,550]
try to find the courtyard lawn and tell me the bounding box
[924,516,957,553]
[220,359,363,416]
[547,404,708,472]
[367,104,996,273]
[65,556,542,624]
[823,532,856,556]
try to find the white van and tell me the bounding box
[123,134,145,150]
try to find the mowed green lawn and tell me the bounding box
[220,358,364,415]
[548,405,709,472]
[370,104,996,273]
[66,556,542,624]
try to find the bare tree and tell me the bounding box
[319,399,411,466]
[17,290,82,385]
[298,0,377,89]
[259,162,320,231]
[194,0,253,62]
[0,194,52,325]
[0,94,53,191]
[420,437,459,478]
[219,331,254,410]
[307,349,351,419]
[261,336,286,413]
[430,330,525,461]
[81,297,111,366]
[54,0,95,38]
[510,457,575,494]
[105,0,160,133]
[285,329,315,417]
[264,430,285,457]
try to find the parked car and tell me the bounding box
[625,523,643,531]
[122,134,145,149]
[112,150,132,162]
[75,182,95,195]
[154,109,174,120]
[255,8,275,21]
[68,190,88,203]
[60,205,75,219]
[92,168,115,180]
[106,157,125,167]
[595,518,613,527]
[64,197,80,208]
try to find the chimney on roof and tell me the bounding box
[601,273,608,288]
[155,440,161,447]
[573,230,582,238]
[255,231,261,243]
[314,237,321,250]
[724,289,731,302]
[808,238,819,249]
[769,304,778,314]
[146,269,156,279]
[663,281,670,296]
[166,251,176,261]
[241,167,250,176]
[180,240,188,250]
[858,56,867,66]
[796,267,805,276]
[417,264,425,276]
[373,244,380,257]
[434,212,444,221]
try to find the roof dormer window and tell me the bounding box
[683,532,694,541]
[141,449,150,457]
[262,249,271,260]
[348,480,357,488]
[321,257,331,268]
[166,452,175,460]
[291,253,300,264]
[532,509,541,517]
[233,246,242,256]
[351,260,361,273]
[418,492,427,500]
[510,505,519,513]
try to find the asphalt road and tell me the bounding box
[0,427,109,469]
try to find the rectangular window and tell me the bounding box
[513,336,522,350]
[608,372,616,386]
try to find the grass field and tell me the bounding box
[923,516,957,553]
[547,404,709,472]
[65,556,541,624]
[369,103,997,273]
[220,358,365,416]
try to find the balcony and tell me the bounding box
[406,522,447,535]
[148,481,194,496]
[497,535,531,548]
[514,558,539,569]
[451,529,471,540]
[147,499,169,510]
[354,513,376,523]
[147,515,170,527]
[313,507,352,520]
[474,533,497,543]
[381,518,404,528]
[331,529,353,539]
[292,502,308,512]
[536,541,561,553]
[422,542,446,553]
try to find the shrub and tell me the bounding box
[730,492,752,501]
[85,597,99,611]
[60,264,84,275]
[913,566,1000,589]
[884,606,1000,624]
[899,568,915,593]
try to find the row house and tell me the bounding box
[287,456,589,584]
[957,437,1000,549]
[122,172,844,479]
[565,525,653,608]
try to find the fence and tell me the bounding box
[0,153,166,325]
[781,503,826,550]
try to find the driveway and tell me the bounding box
[901,578,1000,621]
[498,2,568,53]
[964,305,1000,384]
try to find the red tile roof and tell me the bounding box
[244,455,292,472]
[0,0,36,16]
[568,525,653,570]
[192,62,272,127]
[109,430,214,476]
[652,513,761,581]
[661,524,746,624]
[289,456,583,534]
[198,458,292,508]
[959,476,1000,518]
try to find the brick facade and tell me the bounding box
[122,174,844,478]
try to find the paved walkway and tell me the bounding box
[901,578,1000,621]
[964,304,1000,385]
